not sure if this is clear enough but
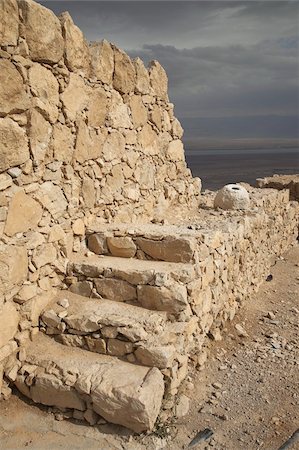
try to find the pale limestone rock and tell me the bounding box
[175,394,190,418]
[72,219,85,236]
[0,60,29,115]
[0,0,19,46]
[87,234,108,255]
[214,184,250,210]
[51,123,74,163]
[41,309,61,328]
[135,345,176,369]
[32,243,57,269]
[172,117,184,138]
[31,373,85,410]
[85,336,106,354]
[74,120,105,163]
[0,174,12,191]
[148,60,168,101]
[21,289,54,326]
[61,73,90,122]
[130,95,148,128]
[134,57,150,94]
[60,12,90,75]
[29,63,59,124]
[0,302,20,348]
[166,139,185,161]
[29,109,52,163]
[4,191,43,237]
[107,339,133,357]
[35,182,67,219]
[19,0,64,64]
[150,105,163,130]
[15,284,37,303]
[134,159,156,188]
[0,118,30,172]
[88,87,108,128]
[137,284,188,314]
[108,91,132,129]
[136,237,195,263]
[107,237,137,258]
[113,46,136,94]
[0,245,28,294]
[69,281,92,297]
[82,177,95,209]
[89,40,114,84]
[138,124,159,155]
[102,130,125,161]
[94,278,136,302]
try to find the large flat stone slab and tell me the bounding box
[16,333,164,432]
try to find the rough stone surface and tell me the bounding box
[0,0,19,46]
[148,60,168,101]
[107,237,137,258]
[136,236,195,263]
[0,302,20,348]
[94,278,136,302]
[0,245,28,294]
[29,63,59,124]
[5,191,43,237]
[0,60,29,116]
[60,12,90,74]
[0,118,29,172]
[89,39,114,84]
[19,0,64,63]
[113,46,136,94]
[214,184,250,210]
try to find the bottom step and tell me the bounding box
[14,333,164,433]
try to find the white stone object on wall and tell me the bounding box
[214,184,250,210]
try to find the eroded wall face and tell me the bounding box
[0,0,201,347]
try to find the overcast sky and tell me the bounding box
[40,1,299,142]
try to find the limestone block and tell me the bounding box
[138,124,159,155]
[60,12,90,74]
[130,95,148,128]
[108,91,132,129]
[136,237,195,263]
[61,73,90,122]
[90,40,114,84]
[87,234,108,255]
[214,184,250,210]
[69,281,92,297]
[113,46,136,94]
[74,120,105,163]
[72,218,85,236]
[137,284,188,314]
[4,191,42,237]
[0,245,28,294]
[51,123,75,163]
[134,57,150,94]
[19,0,64,64]
[135,345,176,369]
[107,339,133,356]
[0,0,19,46]
[166,140,185,161]
[15,284,37,303]
[94,278,137,302]
[0,60,29,115]
[150,105,163,130]
[31,373,85,410]
[0,341,17,363]
[148,60,168,101]
[0,118,30,172]
[35,182,67,219]
[29,63,59,124]
[0,174,12,191]
[82,177,95,209]
[172,117,184,139]
[107,237,137,258]
[32,243,57,269]
[29,109,52,163]
[102,130,125,161]
[134,159,156,188]
[85,336,106,354]
[0,302,20,348]
[88,87,108,128]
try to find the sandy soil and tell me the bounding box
[1,244,298,450]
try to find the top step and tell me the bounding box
[86,223,198,263]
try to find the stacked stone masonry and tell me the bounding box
[0,0,298,433]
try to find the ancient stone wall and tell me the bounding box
[0,0,200,382]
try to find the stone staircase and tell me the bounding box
[14,223,203,432]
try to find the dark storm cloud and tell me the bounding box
[40,1,299,139]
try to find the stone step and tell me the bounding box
[40,291,194,369]
[14,333,164,433]
[86,222,198,263]
[68,255,197,315]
